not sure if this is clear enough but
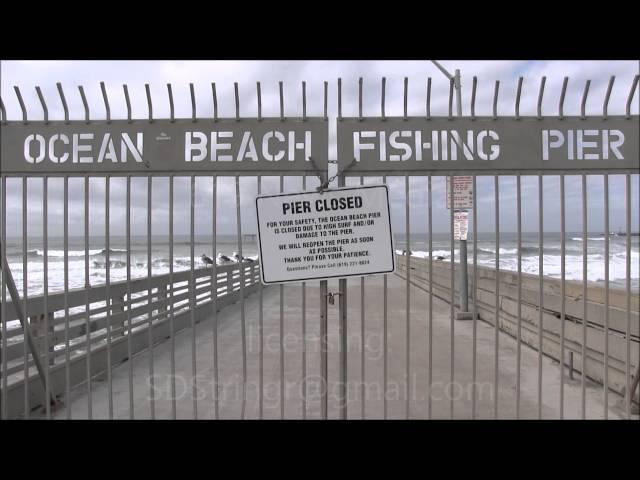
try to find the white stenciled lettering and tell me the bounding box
[48,134,70,164]
[354,131,376,162]
[73,133,94,163]
[262,131,286,161]
[24,134,46,164]
[477,130,499,160]
[237,131,258,162]
[212,131,233,162]
[97,133,118,163]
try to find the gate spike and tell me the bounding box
[493,80,500,119]
[123,84,132,123]
[448,77,454,119]
[13,86,28,124]
[0,96,6,123]
[358,77,363,121]
[302,81,306,121]
[426,77,431,120]
[559,76,569,119]
[145,84,153,123]
[78,86,90,123]
[100,81,111,123]
[626,74,639,118]
[56,83,69,124]
[470,76,477,120]
[235,82,240,121]
[212,82,218,122]
[278,81,284,121]
[323,81,328,121]
[403,77,408,120]
[35,86,48,124]
[537,76,546,119]
[515,77,523,119]
[580,79,591,119]
[190,83,197,122]
[337,78,342,120]
[381,77,386,120]
[166,84,174,122]
[603,76,615,119]
[256,82,262,121]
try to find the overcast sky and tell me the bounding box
[1,60,638,238]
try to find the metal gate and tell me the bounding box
[1,72,638,419]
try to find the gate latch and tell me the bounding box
[327,292,342,305]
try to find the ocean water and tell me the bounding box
[2,232,639,298]
[394,232,639,290]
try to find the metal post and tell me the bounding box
[320,279,328,419]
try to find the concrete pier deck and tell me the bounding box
[45,273,631,419]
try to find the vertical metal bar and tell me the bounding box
[78,86,90,124]
[337,78,342,120]
[279,81,284,121]
[235,82,240,121]
[167,84,175,122]
[84,176,92,419]
[147,175,155,420]
[494,175,500,419]
[35,86,48,123]
[471,77,477,120]
[211,176,219,419]
[537,174,544,419]
[405,175,411,418]
[126,176,134,419]
[0,97,6,123]
[383,175,388,419]
[14,86,28,124]
[169,176,176,419]
[323,81,328,121]
[56,83,69,124]
[338,173,347,420]
[626,74,639,118]
[190,175,198,419]
[302,82,307,121]
[472,175,478,419]
[581,174,588,419]
[123,84,132,123]
[302,175,307,419]
[43,177,51,418]
[559,77,568,119]
[256,82,262,121]
[212,83,218,121]
[360,176,365,419]
[537,77,547,119]
[381,77,386,120]
[427,174,433,419]
[492,81,500,119]
[320,278,328,420]
[1,176,6,419]
[625,174,631,418]
[279,176,285,419]
[426,77,431,120]
[516,174,522,418]
[145,84,153,122]
[448,79,454,119]
[515,77,523,119]
[603,174,609,418]
[559,174,566,419]
[603,76,615,119]
[449,175,454,419]
[257,176,263,419]
[22,177,29,418]
[358,77,363,120]
[190,83,197,122]
[403,77,408,120]
[100,82,111,123]
[580,80,591,119]
[64,176,71,419]
[236,176,247,419]
[105,176,113,419]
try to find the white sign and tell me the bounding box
[446,176,473,209]
[454,211,469,241]
[256,185,395,284]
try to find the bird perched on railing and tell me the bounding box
[233,252,254,263]
[201,254,215,265]
[217,253,233,263]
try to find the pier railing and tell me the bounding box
[0,261,260,418]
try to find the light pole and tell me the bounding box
[430,61,472,319]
